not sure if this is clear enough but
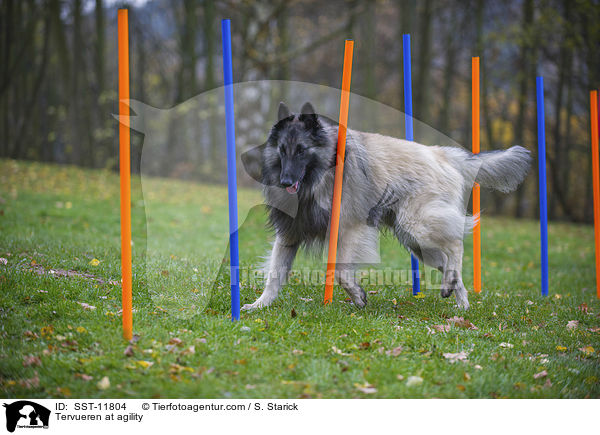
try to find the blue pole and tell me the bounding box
[403,34,420,296]
[222,19,240,320]
[536,76,549,297]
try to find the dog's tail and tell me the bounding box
[471,146,532,193]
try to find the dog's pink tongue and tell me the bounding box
[286,181,299,194]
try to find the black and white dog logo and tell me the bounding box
[3,401,50,432]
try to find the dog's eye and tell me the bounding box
[295,145,304,155]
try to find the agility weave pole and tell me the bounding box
[590,90,600,299]
[536,77,549,297]
[402,34,420,296]
[118,9,133,340]
[324,40,354,305]
[472,57,482,294]
[221,19,241,320]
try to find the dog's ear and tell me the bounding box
[278,102,291,121]
[301,102,316,116]
[299,101,319,129]
[241,143,265,183]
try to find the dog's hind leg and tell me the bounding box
[335,225,379,308]
[241,237,298,311]
[441,240,469,310]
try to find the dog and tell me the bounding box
[241,102,531,311]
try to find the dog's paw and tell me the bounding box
[241,296,273,311]
[351,289,368,308]
[456,297,470,310]
[241,303,259,312]
[440,287,454,298]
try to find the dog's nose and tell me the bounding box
[280,175,294,187]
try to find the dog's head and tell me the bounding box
[258,102,333,195]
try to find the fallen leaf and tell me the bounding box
[566,320,579,330]
[19,373,40,389]
[443,351,469,363]
[89,259,100,266]
[76,326,87,334]
[23,355,41,367]
[463,372,471,381]
[406,376,424,386]
[56,387,71,397]
[579,346,595,356]
[168,337,183,346]
[430,324,451,333]
[299,297,313,302]
[359,342,371,350]
[556,345,567,352]
[291,308,297,318]
[123,345,134,357]
[24,330,39,340]
[41,325,54,338]
[292,349,304,355]
[78,302,96,310]
[578,303,589,314]
[396,374,405,381]
[135,360,154,369]
[447,316,478,330]
[386,346,404,357]
[533,370,548,379]
[181,345,195,355]
[355,382,377,394]
[331,346,351,356]
[97,376,110,390]
[499,342,514,348]
[75,373,93,381]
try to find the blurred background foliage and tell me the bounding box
[1,0,599,222]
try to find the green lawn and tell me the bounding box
[1,159,599,398]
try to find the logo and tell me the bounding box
[2,401,50,433]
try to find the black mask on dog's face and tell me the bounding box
[272,102,321,195]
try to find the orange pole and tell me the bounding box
[590,91,600,299]
[118,9,132,340]
[472,57,481,294]
[324,40,354,305]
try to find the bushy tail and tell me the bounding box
[473,146,532,193]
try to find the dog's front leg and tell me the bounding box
[241,237,298,311]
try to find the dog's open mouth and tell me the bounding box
[285,181,300,194]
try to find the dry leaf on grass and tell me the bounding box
[331,346,352,356]
[447,316,478,330]
[386,346,404,357]
[355,383,377,394]
[443,351,469,363]
[78,302,96,310]
[406,376,423,386]
[75,373,93,381]
[533,370,548,379]
[23,355,41,367]
[429,324,451,334]
[97,376,110,390]
[566,320,579,330]
[123,345,134,357]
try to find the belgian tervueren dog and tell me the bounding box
[241,102,532,311]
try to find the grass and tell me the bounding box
[1,158,599,399]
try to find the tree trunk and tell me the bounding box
[514,0,534,218]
